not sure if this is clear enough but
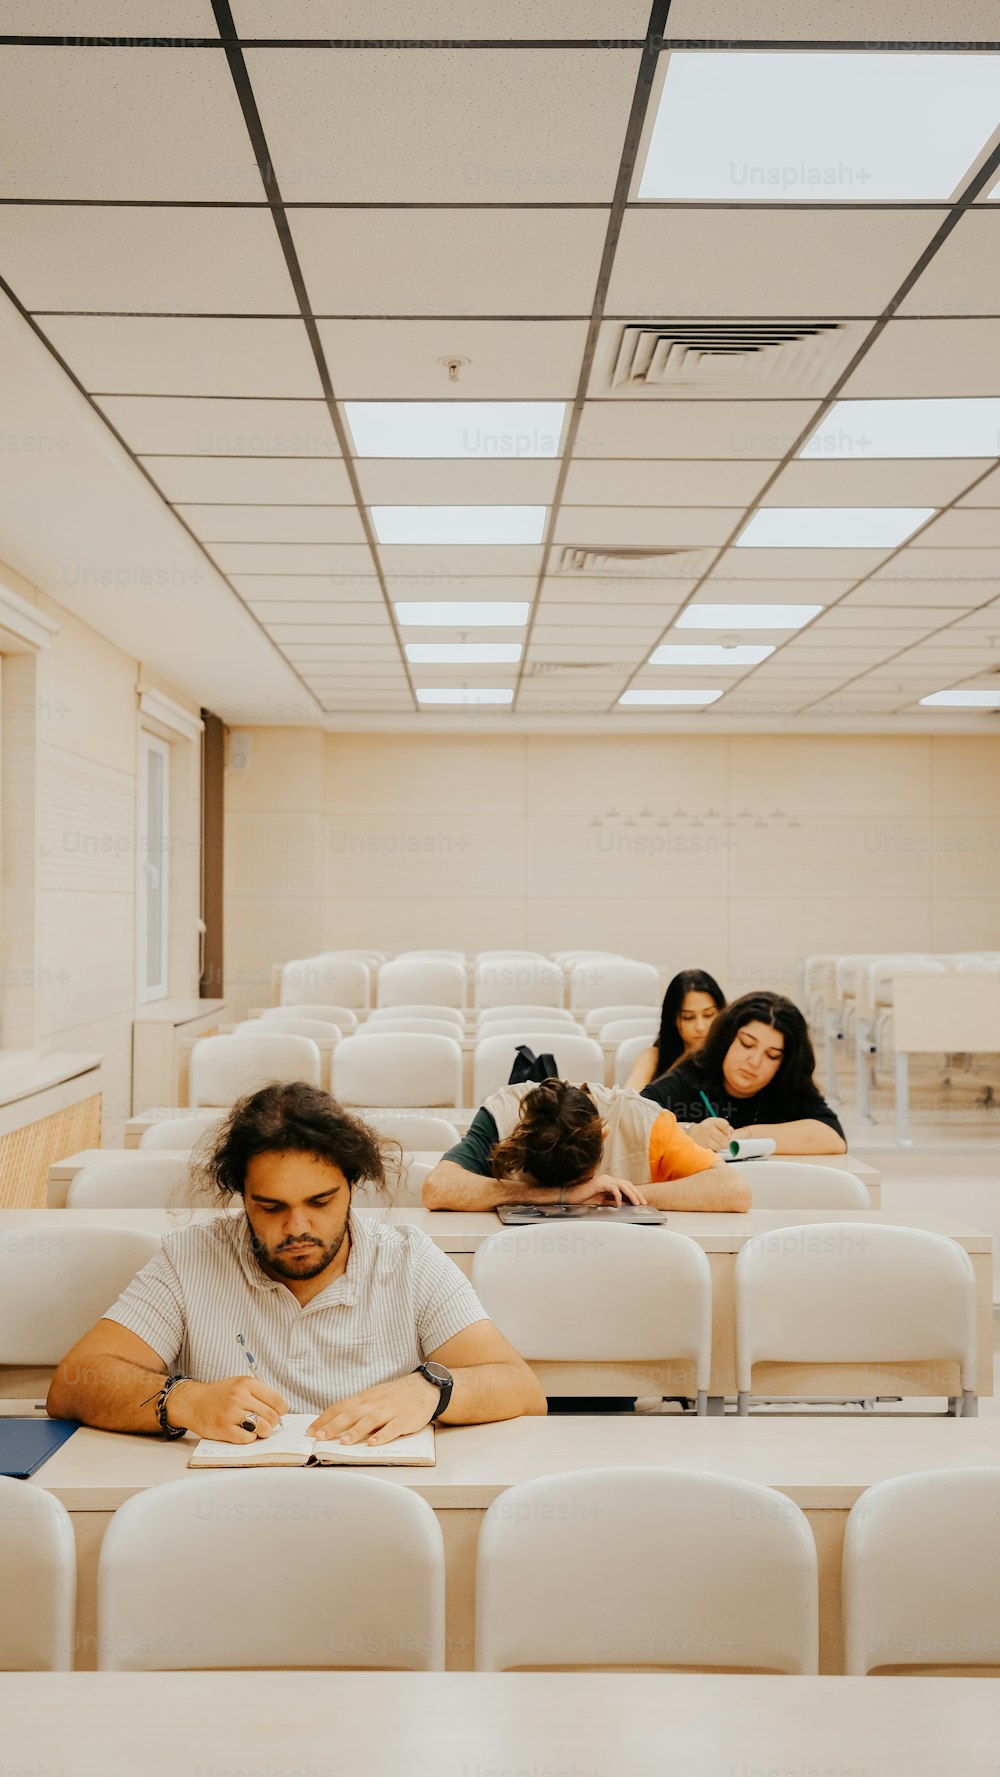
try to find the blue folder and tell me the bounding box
[0,1417,79,1478]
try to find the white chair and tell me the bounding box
[376,957,466,1010]
[583,1004,663,1033]
[365,1111,460,1149]
[475,1467,818,1673]
[475,950,548,964]
[744,1162,870,1211]
[474,1015,580,1042]
[0,1480,76,1670]
[473,1031,604,1101]
[735,1223,977,1415]
[235,1017,341,1042]
[472,1224,712,1407]
[551,951,623,966]
[569,960,661,1011]
[599,1017,658,1044]
[332,1033,462,1108]
[843,1468,1000,1676]
[281,957,370,1009]
[0,1227,161,1364]
[188,1033,321,1108]
[139,1110,226,1151]
[355,1017,462,1040]
[260,1004,358,1032]
[67,1155,198,1209]
[397,949,466,963]
[353,1154,432,1210]
[97,1470,445,1671]
[477,1005,576,1028]
[368,1004,464,1028]
[473,959,564,1010]
[614,1033,654,1087]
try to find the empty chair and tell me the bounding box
[474,958,564,1010]
[570,960,661,1011]
[355,1017,462,1040]
[551,951,623,966]
[365,1111,460,1149]
[474,1013,579,1039]
[583,1004,663,1033]
[735,1223,977,1415]
[843,1468,1000,1677]
[475,950,548,964]
[67,1155,197,1209]
[477,1005,575,1028]
[743,1162,870,1211]
[0,1227,160,1365]
[188,1033,321,1108]
[332,1032,462,1108]
[376,957,466,1010]
[396,949,466,962]
[368,1004,464,1028]
[472,1223,712,1408]
[98,1470,445,1671]
[234,1017,341,1042]
[353,1154,432,1210]
[473,1031,604,1101]
[475,1467,818,1673]
[260,1004,358,1032]
[614,1033,653,1088]
[280,957,370,1009]
[139,1110,226,1151]
[0,1480,75,1671]
[598,1017,658,1044]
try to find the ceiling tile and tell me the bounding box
[231,574,383,601]
[43,316,322,397]
[178,503,366,543]
[541,577,699,605]
[912,508,1000,548]
[806,603,952,630]
[375,545,544,576]
[533,605,671,630]
[574,399,816,459]
[231,1,651,35]
[763,458,983,507]
[841,580,985,608]
[562,458,775,505]
[247,601,387,624]
[247,47,641,201]
[871,547,1000,578]
[143,456,354,503]
[355,459,560,504]
[318,319,587,398]
[1,2,213,25]
[94,395,339,456]
[959,465,1000,505]
[698,577,855,602]
[289,207,607,316]
[606,209,942,316]
[841,319,1000,397]
[663,0,1000,38]
[267,624,393,645]
[899,212,1000,316]
[553,507,741,546]
[383,574,537,600]
[712,546,890,578]
[211,542,374,573]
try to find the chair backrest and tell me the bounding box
[396,949,466,963]
[353,1155,432,1209]
[0,1227,161,1363]
[743,1162,870,1210]
[0,1480,76,1670]
[477,1004,576,1028]
[261,1004,358,1031]
[139,1110,226,1151]
[473,959,564,1010]
[364,1112,460,1149]
[598,1017,658,1044]
[376,957,466,1009]
[475,950,548,964]
[235,1017,341,1041]
[551,951,623,966]
[331,1032,462,1108]
[583,1004,663,1033]
[355,1017,462,1040]
[367,1004,464,1028]
[472,1224,712,1397]
[569,960,661,1010]
[67,1155,197,1209]
[97,1470,445,1671]
[475,1466,818,1674]
[280,957,371,1009]
[188,1033,321,1107]
[473,1031,604,1101]
[735,1222,977,1396]
[843,1468,1000,1676]
[614,1033,654,1086]
[474,1014,580,1040]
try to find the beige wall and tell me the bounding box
[224,729,1000,1015]
[1,560,202,1140]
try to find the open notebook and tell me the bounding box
[188,1413,435,1468]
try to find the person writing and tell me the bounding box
[624,968,726,1092]
[642,990,846,1155]
[47,1082,545,1445]
[423,1077,750,1213]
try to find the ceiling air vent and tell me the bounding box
[524,660,613,676]
[607,320,860,397]
[557,545,715,577]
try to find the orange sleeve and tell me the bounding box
[649,1111,720,1181]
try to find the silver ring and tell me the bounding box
[240,1413,258,1433]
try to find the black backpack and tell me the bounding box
[507,1043,559,1085]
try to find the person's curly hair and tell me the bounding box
[197,1081,399,1203]
[490,1079,605,1191]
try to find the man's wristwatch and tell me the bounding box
[413,1360,454,1421]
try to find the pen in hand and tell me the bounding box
[236,1334,282,1429]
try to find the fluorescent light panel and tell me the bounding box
[394,601,529,626]
[619,689,724,706]
[676,603,822,630]
[650,644,774,666]
[920,690,1000,708]
[372,505,546,545]
[638,52,1000,201]
[801,398,1000,460]
[737,508,934,548]
[345,402,565,458]
[405,642,522,664]
[416,687,514,705]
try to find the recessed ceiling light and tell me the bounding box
[920,689,1000,708]
[637,52,1000,201]
[676,603,822,630]
[416,687,514,705]
[800,398,1000,460]
[372,505,546,545]
[649,644,774,666]
[405,643,522,664]
[345,402,565,458]
[394,601,529,626]
[619,689,724,706]
[736,508,934,548]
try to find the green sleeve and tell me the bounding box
[439,1106,500,1177]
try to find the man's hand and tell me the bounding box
[563,1173,647,1206]
[308,1373,439,1447]
[167,1376,289,1443]
[687,1116,734,1153]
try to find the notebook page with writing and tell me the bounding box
[188,1413,435,1468]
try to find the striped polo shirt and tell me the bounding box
[104,1210,489,1414]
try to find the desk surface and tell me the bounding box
[0,1049,102,1108]
[28,1413,1000,1513]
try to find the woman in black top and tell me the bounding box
[624,967,726,1092]
[642,990,846,1154]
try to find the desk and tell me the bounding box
[131,999,226,1113]
[0,1050,103,1209]
[27,1415,1000,1675]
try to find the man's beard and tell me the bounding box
[249,1221,348,1281]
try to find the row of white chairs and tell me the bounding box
[9,1460,999,1675]
[277,951,662,1013]
[801,952,1000,1097]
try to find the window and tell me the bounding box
[137,730,169,1003]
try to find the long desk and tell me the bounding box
[27,1414,1000,1675]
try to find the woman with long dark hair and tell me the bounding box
[624,968,726,1092]
[642,990,846,1154]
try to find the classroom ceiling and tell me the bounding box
[2,0,1000,731]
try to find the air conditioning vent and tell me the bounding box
[604,320,863,397]
[557,545,715,577]
[524,660,613,676]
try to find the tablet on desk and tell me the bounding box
[496,1204,667,1225]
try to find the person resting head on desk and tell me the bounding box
[46,1081,545,1446]
[422,1077,750,1214]
[642,989,847,1156]
[623,967,726,1093]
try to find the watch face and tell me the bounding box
[423,1361,451,1385]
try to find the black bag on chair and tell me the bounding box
[507,1043,559,1085]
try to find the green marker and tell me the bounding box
[698,1089,716,1118]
